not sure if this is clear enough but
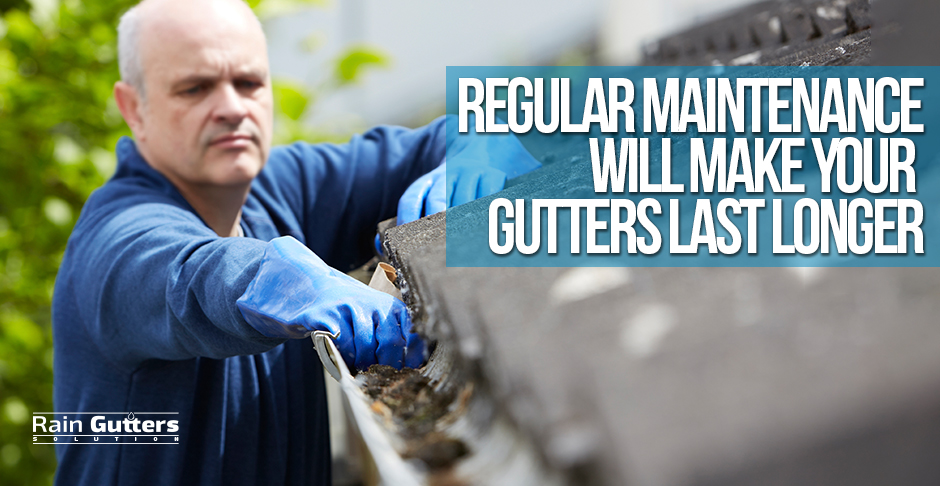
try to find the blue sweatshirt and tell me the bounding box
[51,118,446,485]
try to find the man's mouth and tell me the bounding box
[209,132,255,150]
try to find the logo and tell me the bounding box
[32,412,180,444]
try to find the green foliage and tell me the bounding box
[274,79,311,121]
[335,45,388,85]
[0,1,136,484]
[271,47,390,145]
[251,0,328,18]
[0,1,390,484]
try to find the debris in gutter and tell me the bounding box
[359,364,470,471]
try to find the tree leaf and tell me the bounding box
[335,45,389,84]
[273,80,310,121]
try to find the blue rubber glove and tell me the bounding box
[397,161,507,225]
[237,236,425,370]
[397,128,541,225]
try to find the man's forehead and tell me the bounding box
[149,40,268,76]
[136,0,261,33]
[136,0,268,78]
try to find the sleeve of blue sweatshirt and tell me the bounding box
[259,117,446,271]
[66,202,278,370]
[64,119,445,370]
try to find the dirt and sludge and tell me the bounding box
[350,234,471,483]
[357,363,471,483]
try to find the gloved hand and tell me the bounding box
[237,236,425,370]
[396,161,507,225]
[397,125,541,225]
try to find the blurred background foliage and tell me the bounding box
[0,0,388,484]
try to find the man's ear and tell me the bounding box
[114,81,146,139]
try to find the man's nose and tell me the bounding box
[213,83,249,124]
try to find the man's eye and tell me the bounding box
[181,84,206,95]
[236,80,262,90]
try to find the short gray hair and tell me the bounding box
[117,4,145,96]
[116,0,264,99]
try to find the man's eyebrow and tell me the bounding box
[169,70,268,91]
[169,75,219,91]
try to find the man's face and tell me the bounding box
[129,1,273,189]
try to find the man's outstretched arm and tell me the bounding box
[264,117,448,272]
[59,197,278,371]
[59,192,416,372]
[267,115,541,270]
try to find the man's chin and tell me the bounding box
[205,150,265,186]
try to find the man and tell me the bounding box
[51,0,539,484]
